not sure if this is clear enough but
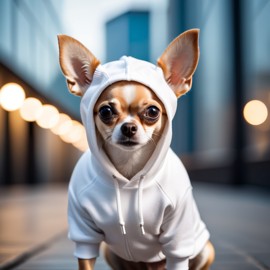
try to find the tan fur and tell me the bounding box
[157,29,200,97]
[94,81,165,129]
[79,242,215,270]
[189,241,215,270]
[103,241,215,270]
[94,81,167,179]
[78,258,96,270]
[201,241,215,270]
[58,35,100,96]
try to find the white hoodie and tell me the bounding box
[68,56,210,270]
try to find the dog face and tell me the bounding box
[94,81,167,151]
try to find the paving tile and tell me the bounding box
[1,183,270,269]
[214,252,245,263]
[0,254,17,266]
[249,252,270,268]
[0,186,68,269]
[14,236,110,270]
[193,183,270,270]
[211,262,262,270]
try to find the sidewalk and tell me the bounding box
[0,183,269,270]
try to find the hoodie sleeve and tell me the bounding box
[159,188,195,270]
[68,186,104,259]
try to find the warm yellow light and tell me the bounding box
[36,104,60,129]
[243,100,268,126]
[73,131,89,152]
[0,83,25,111]
[51,113,73,135]
[20,97,43,122]
[60,121,85,143]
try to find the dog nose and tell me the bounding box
[121,123,137,137]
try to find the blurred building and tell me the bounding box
[105,0,270,187]
[106,11,150,62]
[0,0,83,185]
[168,0,270,186]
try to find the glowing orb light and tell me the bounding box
[73,131,89,152]
[20,97,43,122]
[0,83,25,111]
[243,100,268,126]
[36,104,59,129]
[60,121,85,143]
[51,113,73,135]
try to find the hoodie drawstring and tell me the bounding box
[138,175,145,235]
[112,175,145,235]
[113,176,126,235]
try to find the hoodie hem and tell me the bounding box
[74,242,100,259]
[166,257,189,270]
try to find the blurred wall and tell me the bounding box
[169,0,235,161]
[168,0,270,186]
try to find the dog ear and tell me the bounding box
[57,35,100,96]
[157,29,200,98]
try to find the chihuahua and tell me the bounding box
[58,29,214,270]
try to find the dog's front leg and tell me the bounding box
[78,258,96,270]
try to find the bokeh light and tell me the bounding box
[243,100,268,126]
[36,104,60,129]
[0,83,25,111]
[0,81,86,151]
[60,121,85,143]
[51,113,73,135]
[72,131,89,152]
[20,97,43,122]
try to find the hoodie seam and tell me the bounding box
[69,187,92,222]
[77,176,98,198]
[164,186,193,225]
[177,186,193,206]
[70,177,99,221]
[95,65,110,80]
[154,180,176,209]
[155,182,192,221]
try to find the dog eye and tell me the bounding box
[99,106,114,121]
[143,106,160,122]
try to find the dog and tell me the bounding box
[58,29,215,270]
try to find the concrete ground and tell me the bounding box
[0,183,269,270]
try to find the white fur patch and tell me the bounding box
[122,85,136,105]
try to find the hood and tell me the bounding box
[80,56,178,183]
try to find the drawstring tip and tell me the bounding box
[120,224,126,235]
[140,224,145,235]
